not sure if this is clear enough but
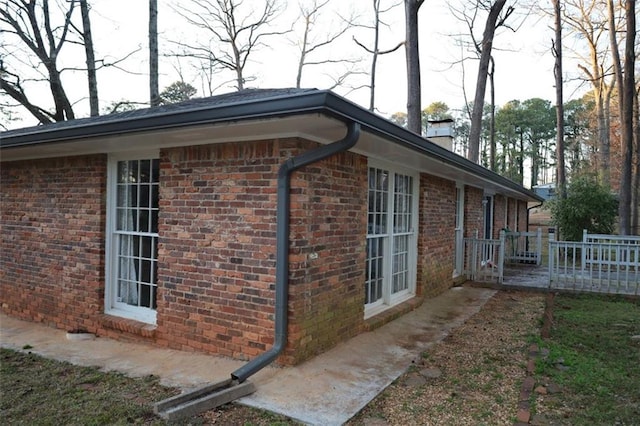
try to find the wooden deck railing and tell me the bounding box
[549,231,640,296]
[464,235,504,284]
[504,229,542,265]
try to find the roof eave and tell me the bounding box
[1,90,543,202]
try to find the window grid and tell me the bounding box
[365,238,384,304]
[366,166,415,309]
[114,159,159,311]
[367,168,388,235]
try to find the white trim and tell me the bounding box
[105,152,159,324]
[454,184,465,276]
[364,159,418,318]
[483,195,494,239]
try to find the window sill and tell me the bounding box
[99,314,157,339]
[364,296,423,332]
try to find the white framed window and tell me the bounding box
[365,161,418,318]
[105,152,159,324]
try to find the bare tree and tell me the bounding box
[404,0,424,134]
[633,84,640,234]
[467,0,514,163]
[618,0,635,234]
[293,0,356,89]
[149,0,160,106]
[78,0,98,116]
[563,0,615,186]
[0,0,77,123]
[173,0,288,91]
[353,0,403,111]
[553,0,566,199]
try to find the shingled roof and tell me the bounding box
[0,88,543,202]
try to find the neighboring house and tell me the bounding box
[0,89,542,368]
[532,183,556,201]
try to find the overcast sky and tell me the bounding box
[8,0,590,127]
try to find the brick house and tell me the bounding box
[1,89,541,378]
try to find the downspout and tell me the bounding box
[231,121,361,383]
[527,201,544,232]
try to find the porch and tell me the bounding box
[464,229,640,297]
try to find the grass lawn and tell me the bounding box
[532,294,640,425]
[0,348,177,425]
[1,292,638,425]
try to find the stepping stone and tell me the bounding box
[535,385,547,395]
[419,368,442,379]
[403,374,427,387]
[546,382,562,394]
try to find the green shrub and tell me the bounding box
[547,175,618,241]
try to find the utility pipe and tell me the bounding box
[231,121,361,383]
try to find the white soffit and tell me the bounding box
[2,113,530,200]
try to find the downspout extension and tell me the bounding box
[231,121,361,383]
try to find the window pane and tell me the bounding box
[392,235,409,293]
[113,159,160,313]
[365,237,385,304]
[139,160,151,183]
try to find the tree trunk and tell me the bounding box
[369,0,381,111]
[467,0,507,163]
[80,0,98,116]
[149,0,160,107]
[596,91,610,185]
[553,0,566,199]
[518,130,524,185]
[618,0,635,235]
[632,86,640,235]
[405,0,423,134]
[489,56,496,171]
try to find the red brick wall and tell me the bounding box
[464,186,484,238]
[506,198,517,231]
[518,200,528,232]
[286,144,367,364]
[0,155,106,331]
[155,139,368,364]
[156,141,280,360]
[0,142,536,366]
[418,174,456,297]
[493,195,507,238]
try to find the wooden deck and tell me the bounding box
[474,264,640,297]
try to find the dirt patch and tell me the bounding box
[346,290,545,425]
[203,290,545,425]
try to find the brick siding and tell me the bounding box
[286,143,367,364]
[155,139,368,364]
[417,174,456,298]
[493,195,507,238]
[0,140,534,367]
[464,186,484,238]
[0,155,107,332]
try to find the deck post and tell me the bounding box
[548,230,555,288]
[536,227,542,265]
[498,230,505,284]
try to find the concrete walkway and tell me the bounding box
[0,286,496,425]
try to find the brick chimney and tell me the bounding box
[426,118,454,151]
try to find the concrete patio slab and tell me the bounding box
[1,286,496,425]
